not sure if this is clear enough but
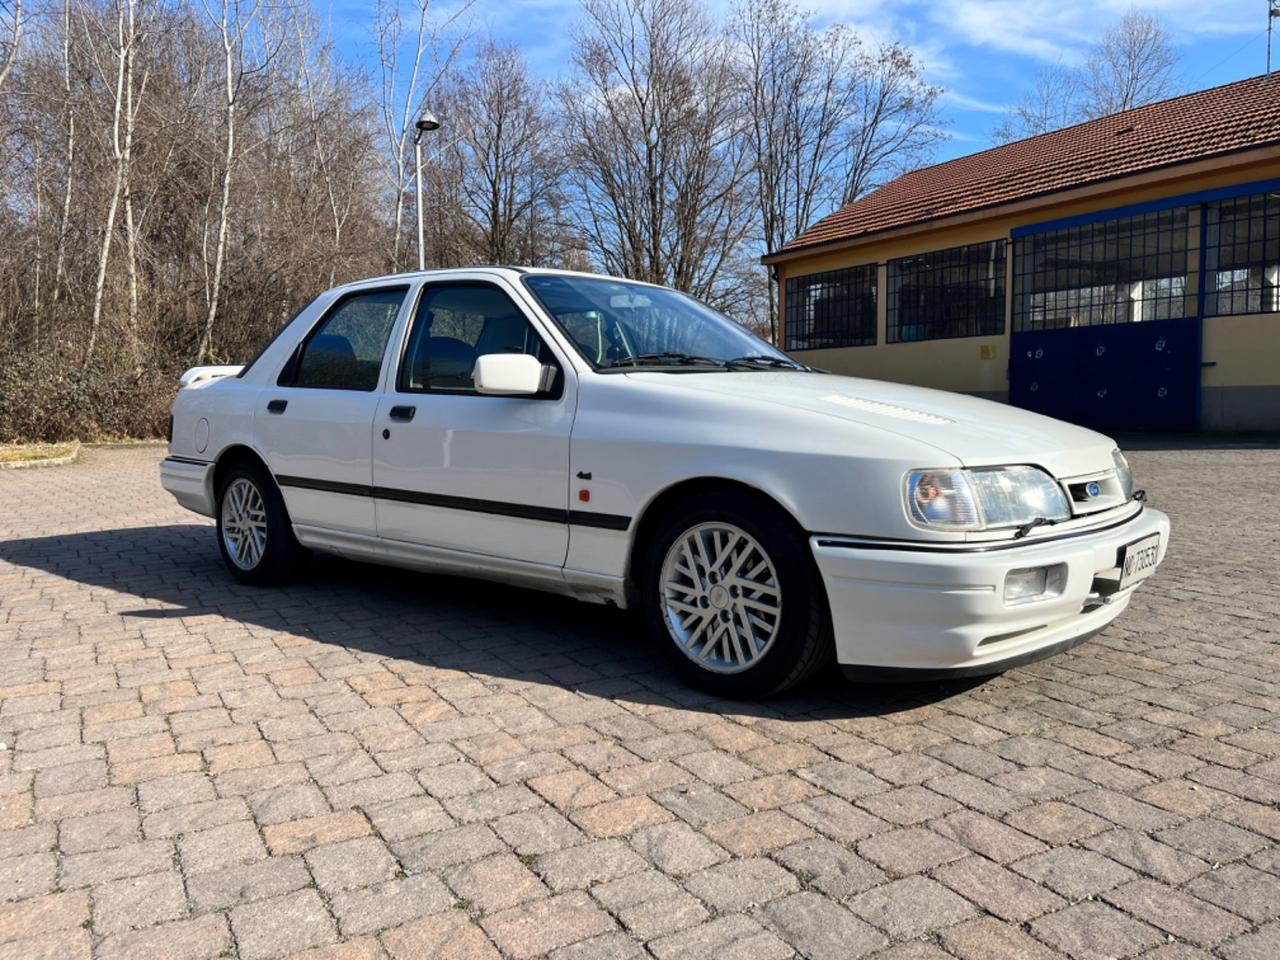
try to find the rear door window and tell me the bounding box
[282,287,407,390]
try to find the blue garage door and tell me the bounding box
[1010,316,1200,431]
[1009,206,1201,432]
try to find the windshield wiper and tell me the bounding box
[724,354,812,372]
[605,352,725,369]
[1013,516,1059,539]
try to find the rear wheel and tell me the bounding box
[215,459,307,585]
[641,491,833,698]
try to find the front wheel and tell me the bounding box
[215,459,307,585]
[641,492,833,698]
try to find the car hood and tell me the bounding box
[627,370,1118,478]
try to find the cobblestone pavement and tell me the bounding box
[0,443,1278,960]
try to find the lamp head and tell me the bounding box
[415,110,441,140]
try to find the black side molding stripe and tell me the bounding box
[814,507,1144,554]
[275,474,630,530]
[568,510,631,531]
[374,486,566,525]
[276,474,372,498]
[163,456,213,467]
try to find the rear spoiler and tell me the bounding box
[179,365,244,388]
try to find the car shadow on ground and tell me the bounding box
[0,522,992,720]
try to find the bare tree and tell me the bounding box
[82,0,143,370]
[374,0,470,272]
[995,9,1178,143]
[732,0,940,338]
[51,0,75,306]
[292,7,364,285]
[838,43,944,206]
[0,0,21,94]
[561,0,753,304]
[1083,9,1178,118]
[0,0,954,441]
[0,0,397,441]
[734,0,842,339]
[992,62,1081,142]
[197,0,264,363]
[449,41,564,264]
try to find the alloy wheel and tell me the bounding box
[659,521,782,674]
[221,477,268,570]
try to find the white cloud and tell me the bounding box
[914,0,1261,64]
[941,89,1009,114]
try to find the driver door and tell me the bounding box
[372,280,574,568]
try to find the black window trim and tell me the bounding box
[1011,208,1191,333]
[1203,191,1280,319]
[237,294,322,380]
[276,284,412,391]
[784,263,878,352]
[887,239,1007,344]
[394,278,564,400]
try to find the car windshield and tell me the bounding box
[522,274,797,370]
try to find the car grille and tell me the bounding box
[1060,470,1128,517]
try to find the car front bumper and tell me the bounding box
[811,506,1170,677]
[159,456,216,517]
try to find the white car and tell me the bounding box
[161,267,1169,697]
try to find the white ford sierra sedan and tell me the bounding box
[162,267,1169,697]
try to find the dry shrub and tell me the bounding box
[0,350,176,443]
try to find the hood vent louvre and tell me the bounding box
[820,394,952,424]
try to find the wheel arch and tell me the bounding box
[210,443,273,503]
[626,476,809,591]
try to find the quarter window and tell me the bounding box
[784,265,876,351]
[1204,192,1280,316]
[286,287,406,390]
[1013,209,1190,331]
[888,240,1006,342]
[399,284,555,394]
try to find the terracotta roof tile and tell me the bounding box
[781,74,1280,254]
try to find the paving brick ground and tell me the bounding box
[0,441,1277,959]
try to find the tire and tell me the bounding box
[215,458,308,585]
[640,491,833,698]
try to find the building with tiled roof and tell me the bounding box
[763,74,1280,432]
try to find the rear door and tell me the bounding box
[255,285,409,535]
[372,279,575,567]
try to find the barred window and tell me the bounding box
[887,240,1005,343]
[1013,208,1190,332]
[1205,192,1280,316]
[783,264,876,351]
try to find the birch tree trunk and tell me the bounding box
[295,14,344,287]
[83,0,129,372]
[0,0,21,94]
[52,0,75,305]
[122,0,147,357]
[197,0,242,364]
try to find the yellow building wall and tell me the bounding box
[777,158,1280,400]
[1202,314,1280,387]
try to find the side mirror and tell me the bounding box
[473,353,548,396]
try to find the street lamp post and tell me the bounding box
[414,109,441,271]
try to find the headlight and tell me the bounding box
[1112,449,1134,499]
[906,466,1070,532]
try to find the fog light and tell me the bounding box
[1004,563,1067,604]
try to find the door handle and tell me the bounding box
[266,399,287,414]
[389,405,416,422]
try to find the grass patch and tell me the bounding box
[0,441,78,464]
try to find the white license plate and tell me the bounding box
[1118,533,1161,590]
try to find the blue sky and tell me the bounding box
[331,0,1274,163]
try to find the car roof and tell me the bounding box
[333,266,668,294]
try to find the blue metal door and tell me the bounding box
[1009,315,1201,431]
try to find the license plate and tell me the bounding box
[1118,533,1161,590]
